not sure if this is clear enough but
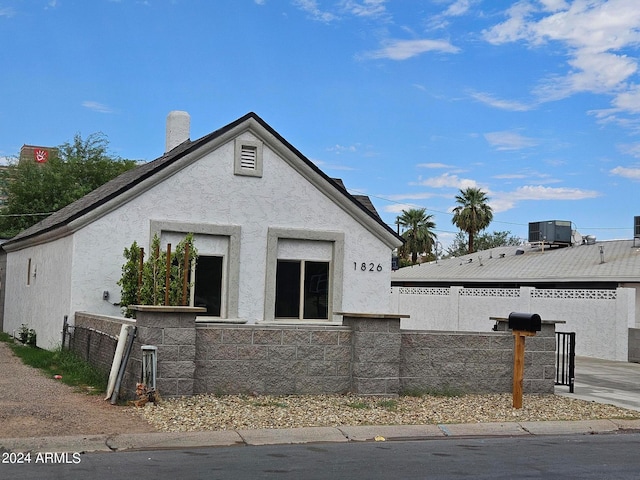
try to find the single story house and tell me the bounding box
[1,111,403,348]
[391,236,640,361]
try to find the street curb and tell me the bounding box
[2,420,638,453]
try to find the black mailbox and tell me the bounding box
[508,312,541,332]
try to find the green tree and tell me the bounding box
[117,240,143,318]
[446,230,522,257]
[451,187,493,254]
[140,234,167,307]
[0,133,137,238]
[396,208,437,264]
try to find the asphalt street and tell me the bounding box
[4,433,640,480]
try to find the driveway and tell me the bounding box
[0,341,157,439]
[555,356,640,412]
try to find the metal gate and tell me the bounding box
[555,332,576,393]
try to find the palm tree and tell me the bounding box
[397,208,437,264]
[451,187,493,254]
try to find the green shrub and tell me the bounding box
[18,324,37,346]
[376,399,398,411]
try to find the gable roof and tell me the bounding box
[331,178,381,219]
[391,239,640,285]
[4,112,403,251]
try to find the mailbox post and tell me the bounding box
[508,312,542,409]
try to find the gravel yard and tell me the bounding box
[3,339,640,439]
[136,393,640,433]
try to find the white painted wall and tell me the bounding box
[4,236,73,348]
[392,286,635,361]
[620,282,640,327]
[5,130,396,347]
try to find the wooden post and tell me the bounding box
[165,243,171,306]
[512,330,536,409]
[182,243,190,306]
[137,248,144,303]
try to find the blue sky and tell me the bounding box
[1,0,639,249]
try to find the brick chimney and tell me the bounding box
[165,111,190,152]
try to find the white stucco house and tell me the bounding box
[1,111,403,348]
[391,237,640,361]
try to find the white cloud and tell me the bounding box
[417,162,455,169]
[413,173,478,190]
[0,7,16,17]
[610,166,640,180]
[617,142,640,158]
[493,173,527,179]
[385,192,438,201]
[312,158,356,171]
[443,0,475,17]
[483,0,640,108]
[490,184,601,212]
[539,0,569,12]
[293,0,338,22]
[383,203,416,214]
[510,185,598,200]
[494,170,561,184]
[340,0,387,17]
[82,101,114,113]
[254,0,266,4]
[428,0,478,30]
[484,131,538,150]
[612,85,640,113]
[534,51,638,101]
[327,144,358,154]
[366,39,460,60]
[469,91,533,111]
[483,1,536,45]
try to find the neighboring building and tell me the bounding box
[19,145,58,164]
[391,235,640,361]
[2,112,403,348]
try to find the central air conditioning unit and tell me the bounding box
[528,220,572,246]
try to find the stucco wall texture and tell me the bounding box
[4,129,397,348]
[392,286,635,362]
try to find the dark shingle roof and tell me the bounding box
[4,113,401,248]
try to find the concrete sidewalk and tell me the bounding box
[3,355,640,454]
[2,418,640,454]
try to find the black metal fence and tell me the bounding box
[555,331,576,393]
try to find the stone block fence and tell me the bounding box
[71,308,558,400]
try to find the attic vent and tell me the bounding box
[234,138,263,178]
[240,145,257,170]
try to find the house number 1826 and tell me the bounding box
[354,262,383,272]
